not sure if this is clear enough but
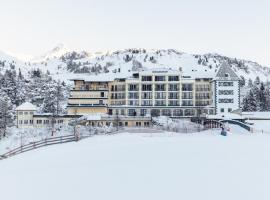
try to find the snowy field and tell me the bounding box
[1,129,270,200]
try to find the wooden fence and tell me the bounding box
[0,134,80,160]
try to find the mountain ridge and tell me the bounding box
[0,46,269,83]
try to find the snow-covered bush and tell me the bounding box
[152,116,204,133]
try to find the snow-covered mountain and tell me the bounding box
[0,45,270,83]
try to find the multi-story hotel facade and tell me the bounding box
[15,63,241,129]
[67,63,240,118]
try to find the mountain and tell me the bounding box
[0,46,269,84]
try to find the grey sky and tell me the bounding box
[0,0,270,65]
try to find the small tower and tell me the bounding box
[212,63,240,115]
[16,102,37,128]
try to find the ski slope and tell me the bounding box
[1,131,270,200]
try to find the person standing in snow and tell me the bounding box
[221,126,227,136]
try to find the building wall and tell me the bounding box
[214,80,240,114]
[16,110,35,128]
[67,107,107,115]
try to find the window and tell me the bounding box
[155,76,165,81]
[24,112,28,115]
[219,99,234,103]
[155,84,166,91]
[125,122,128,126]
[173,109,183,116]
[44,120,49,124]
[142,76,152,81]
[128,109,136,116]
[58,120,64,124]
[169,92,178,99]
[182,83,193,91]
[140,109,147,116]
[141,92,152,99]
[169,84,179,91]
[121,109,125,115]
[128,100,139,106]
[218,82,233,87]
[168,76,179,81]
[162,109,171,116]
[228,108,232,112]
[24,120,28,124]
[99,100,103,105]
[225,73,229,78]
[184,109,195,116]
[30,112,34,115]
[136,122,141,126]
[182,100,193,106]
[142,84,152,91]
[141,100,152,106]
[182,92,193,99]
[144,122,150,127]
[37,120,42,124]
[155,100,166,106]
[129,84,138,91]
[19,120,23,124]
[29,120,33,124]
[128,92,139,99]
[101,92,104,97]
[218,90,234,95]
[155,92,166,99]
[220,108,225,113]
[19,112,23,115]
[169,100,179,106]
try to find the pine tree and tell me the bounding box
[242,90,257,111]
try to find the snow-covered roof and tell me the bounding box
[242,112,270,119]
[16,102,37,111]
[214,62,240,80]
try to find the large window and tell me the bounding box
[162,109,171,116]
[168,76,179,81]
[218,90,234,95]
[182,92,193,99]
[173,109,183,116]
[128,109,137,116]
[169,100,179,106]
[142,76,152,81]
[219,98,234,103]
[128,84,139,91]
[155,100,166,106]
[218,82,233,87]
[182,100,193,106]
[128,92,139,99]
[155,92,166,99]
[169,84,179,91]
[155,76,166,81]
[142,84,152,91]
[169,92,179,99]
[142,92,152,99]
[155,84,166,91]
[141,100,152,106]
[182,84,193,91]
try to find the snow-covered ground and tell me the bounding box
[1,128,270,200]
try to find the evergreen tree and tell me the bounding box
[242,90,257,111]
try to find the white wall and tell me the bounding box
[215,80,240,114]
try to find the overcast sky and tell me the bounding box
[0,0,270,65]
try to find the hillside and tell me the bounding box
[0,45,270,83]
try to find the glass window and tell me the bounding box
[218,82,233,87]
[155,76,165,81]
[219,99,234,103]
[142,76,152,81]
[168,76,179,81]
